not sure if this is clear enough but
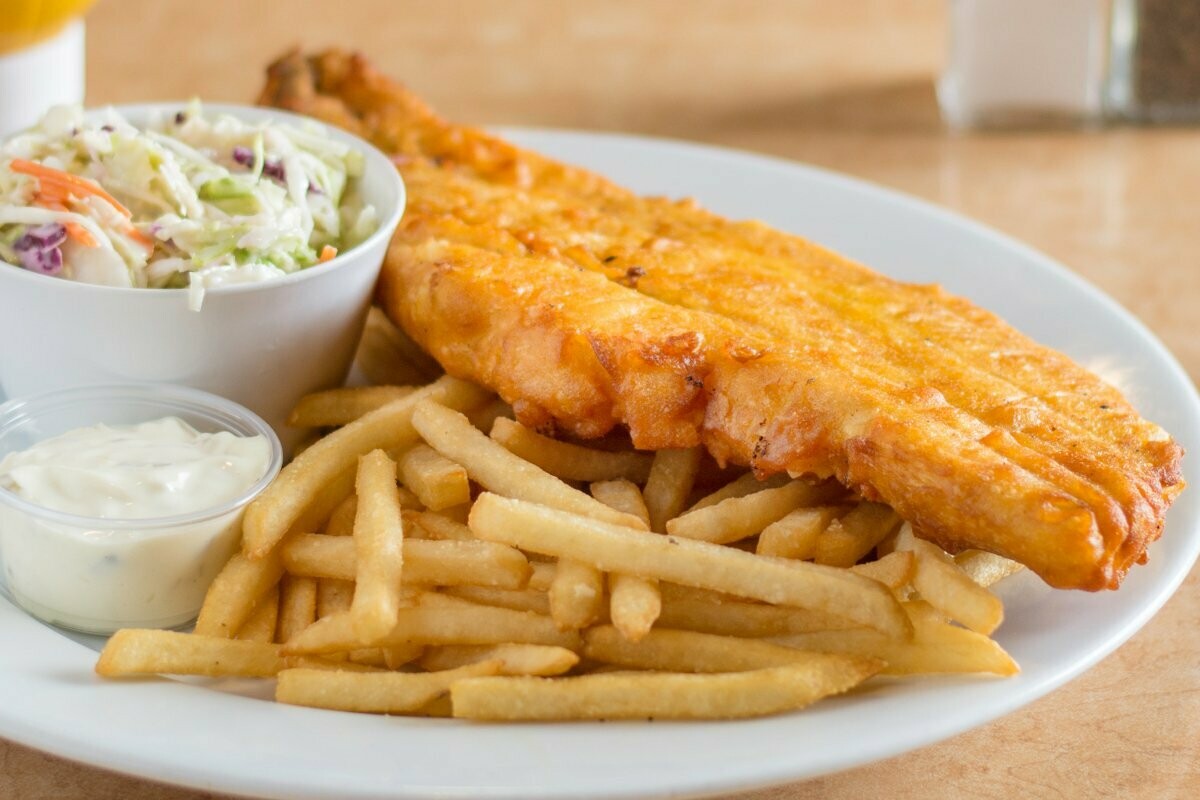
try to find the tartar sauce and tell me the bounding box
[0,416,270,518]
[0,416,271,633]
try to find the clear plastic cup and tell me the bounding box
[0,384,282,634]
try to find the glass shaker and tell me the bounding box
[939,0,1200,128]
[1108,0,1200,122]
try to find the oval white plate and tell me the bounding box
[1,130,1197,800]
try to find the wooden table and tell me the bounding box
[3,1,1198,797]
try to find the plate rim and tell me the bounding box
[1,126,1197,800]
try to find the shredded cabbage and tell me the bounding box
[0,101,378,309]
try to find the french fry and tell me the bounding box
[686,472,791,513]
[288,385,417,428]
[584,625,842,673]
[350,450,407,641]
[591,480,661,640]
[643,447,702,532]
[850,550,916,590]
[903,598,946,626]
[549,559,606,630]
[282,606,581,655]
[814,502,901,567]
[955,549,1025,588]
[894,525,1004,635]
[281,534,531,589]
[235,585,280,643]
[450,658,881,721]
[395,485,423,510]
[384,644,426,669]
[316,578,355,619]
[419,644,579,676]
[436,503,471,524]
[464,398,513,433]
[323,494,358,538]
[875,527,900,557]
[242,376,490,559]
[91,361,1030,724]
[402,510,431,539]
[528,561,556,592]
[667,480,838,545]
[469,493,912,638]
[345,644,425,670]
[285,656,387,673]
[754,505,840,559]
[276,575,318,644]
[316,494,360,621]
[414,695,454,717]
[286,467,356,538]
[277,660,502,714]
[607,573,661,642]
[96,630,284,678]
[411,401,647,529]
[413,592,477,610]
[410,511,474,541]
[490,418,653,483]
[589,480,652,527]
[657,582,743,605]
[656,584,858,637]
[347,648,389,668]
[194,550,284,638]
[355,305,443,387]
[399,444,471,511]
[444,586,551,615]
[281,614,369,655]
[774,611,1018,676]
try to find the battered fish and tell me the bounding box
[261,51,1184,590]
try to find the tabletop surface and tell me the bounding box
[2,1,1198,798]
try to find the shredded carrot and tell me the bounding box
[8,159,154,251]
[30,196,99,247]
[319,245,338,263]
[126,227,155,249]
[9,159,133,218]
[63,222,98,247]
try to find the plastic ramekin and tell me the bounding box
[0,383,282,634]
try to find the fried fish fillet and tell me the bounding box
[261,51,1184,590]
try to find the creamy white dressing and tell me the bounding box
[0,416,271,633]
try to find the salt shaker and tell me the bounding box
[939,0,1111,128]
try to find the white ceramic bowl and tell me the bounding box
[0,103,406,452]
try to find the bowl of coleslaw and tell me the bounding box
[0,102,405,449]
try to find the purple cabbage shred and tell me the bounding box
[262,159,286,183]
[231,146,286,184]
[231,146,254,166]
[14,223,67,276]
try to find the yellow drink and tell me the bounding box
[0,0,95,55]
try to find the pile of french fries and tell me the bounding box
[95,310,1025,721]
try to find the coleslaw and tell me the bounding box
[0,101,378,310]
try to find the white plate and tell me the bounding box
[1,129,1197,800]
